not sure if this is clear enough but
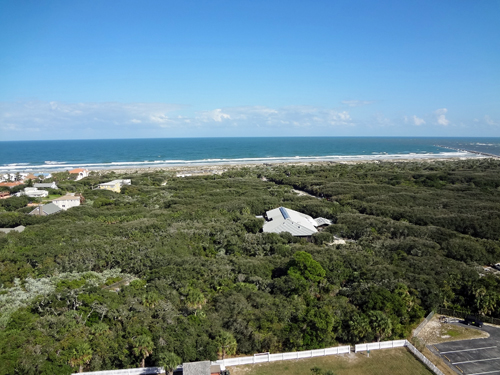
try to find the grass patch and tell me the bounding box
[227,348,433,375]
[445,329,461,337]
[42,194,62,202]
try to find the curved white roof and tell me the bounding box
[262,207,329,236]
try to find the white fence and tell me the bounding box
[355,339,406,352]
[413,311,435,337]
[72,367,163,375]
[405,341,445,375]
[75,340,444,375]
[211,345,351,367]
[355,339,444,375]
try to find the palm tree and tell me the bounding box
[142,291,161,308]
[158,352,182,375]
[215,331,237,359]
[133,335,154,368]
[68,343,93,373]
[368,311,392,342]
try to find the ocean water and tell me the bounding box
[0,137,499,172]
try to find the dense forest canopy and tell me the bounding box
[1,159,500,374]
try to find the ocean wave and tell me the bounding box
[44,161,66,165]
[0,151,481,172]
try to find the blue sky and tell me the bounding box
[0,0,499,140]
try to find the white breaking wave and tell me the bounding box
[0,151,480,172]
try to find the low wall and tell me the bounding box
[355,339,444,375]
[354,339,406,352]
[73,367,163,375]
[405,341,445,375]
[212,345,351,367]
[413,311,435,337]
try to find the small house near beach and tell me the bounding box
[69,168,89,180]
[262,207,332,237]
[0,225,25,234]
[97,179,131,193]
[34,182,58,190]
[22,187,49,198]
[52,194,83,210]
[0,181,23,189]
[29,203,62,216]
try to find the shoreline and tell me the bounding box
[103,154,491,175]
[0,152,500,174]
[2,153,496,176]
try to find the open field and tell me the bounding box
[227,348,433,375]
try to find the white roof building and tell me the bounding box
[52,193,82,210]
[23,187,49,198]
[262,207,332,237]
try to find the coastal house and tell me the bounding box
[34,182,58,190]
[23,187,49,198]
[1,173,18,182]
[24,173,38,181]
[29,203,62,216]
[0,192,11,199]
[51,193,83,210]
[97,179,131,193]
[69,168,89,181]
[0,225,25,234]
[37,172,52,180]
[0,181,23,189]
[262,207,332,237]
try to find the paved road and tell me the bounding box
[429,323,500,375]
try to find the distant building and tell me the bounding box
[0,192,11,199]
[23,187,49,198]
[34,182,58,190]
[97,179,131,193]
[52,193,83,210]
[0,225,25,234]
[262,207,332,237]
[0,181,23,189]
[69,168,89,181]
[24,173,38,181]
[37,172,52,180]
[1,173,19,182]
[29,203,62,216]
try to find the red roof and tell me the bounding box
[0,181,23,188]
[69,168,87,174]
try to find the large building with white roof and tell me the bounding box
[262,207,332,237]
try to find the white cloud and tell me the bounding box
[434,108,450,126]
[0,101,185,133]
[484,115,497,126]
[372,113,392,126]
[0,101,354,138]
[412,115,425,126]
[199,108,231,122]
[341,100,376,107]
[196,105,352,128]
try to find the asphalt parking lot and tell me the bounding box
[430,323,500,374]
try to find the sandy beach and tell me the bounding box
[102,154,491,176]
